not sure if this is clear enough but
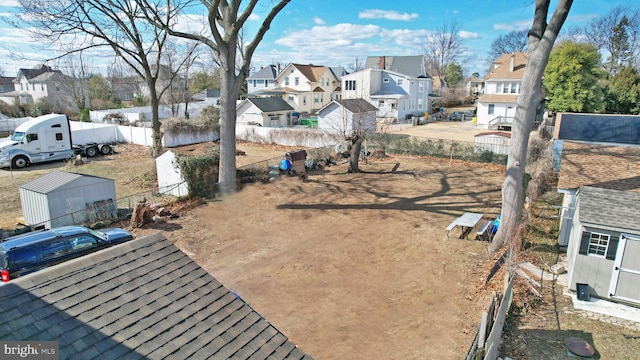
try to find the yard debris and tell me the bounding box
[130,198,178,228]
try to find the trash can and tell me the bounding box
[576,283,590,301]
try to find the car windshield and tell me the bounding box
[10,132,24,142]
[89,229,108,241]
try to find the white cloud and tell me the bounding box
[248,13,260,21]
[0,1,21,7]
[358,9,418,21]
[275,23,381,49]
[313,17,325,25]
[493,19,531,32]
[459,30,479,40]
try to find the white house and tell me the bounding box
[476,52,527,129]
[317,99,378,136]
[343,55,433,123]
[246,65,278,95]
[236,97,294,127]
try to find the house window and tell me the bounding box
[419,81,425,92]
[285,77,290,86]
[56,84,61,91]
[32,83,35,90]
[41,84,44,91]
[378,100,385,108]
[314,93,321,103]
[383,78,390,83]
[288,95,294,102]
[511,83,518,94]
[397,79,404,86]
[588,232,610,257]
[295,77,299,86]
[20,83,23,91]
[496,83,503,93]
[303,96,307,105]
[345,80,356,91]
[418,99,423,110]
[488,104,495,115]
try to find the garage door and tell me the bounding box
[609,234,640,304]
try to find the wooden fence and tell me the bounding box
[466,270,514,360]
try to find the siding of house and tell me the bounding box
[568,224,618,297]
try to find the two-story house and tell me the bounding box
[246,65,278,95]
[0,64,88,112]
[271,63,344,115]
[476,52,528,129]
[342,55,433,123]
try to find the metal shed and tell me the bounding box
[19,171,117,229]
[567,186,640,306]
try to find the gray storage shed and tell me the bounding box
[19,171,117,229]
[567,186,640,306]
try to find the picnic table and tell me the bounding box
[446,212,483,239]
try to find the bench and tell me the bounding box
[476,220,493,241]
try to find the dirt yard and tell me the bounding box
[0,133,505,359]
[132,150,506,359]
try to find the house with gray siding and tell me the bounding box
[0,233,313,359]
[566,186,640,306]
[237,97,294,127]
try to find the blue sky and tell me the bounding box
[0,0,632,78]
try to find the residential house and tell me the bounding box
[476,52,536,129]
[246,65,278,95]
[464,74,485,98]
[0,76,16,94]
[0,233,313,359]
[0,64,88,112]
[342,55,433,123]
[317,98,378,136]
[565,186,640,306]
[271,63,343,115]
[237,97,294,127]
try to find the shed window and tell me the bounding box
[579,231,619,260]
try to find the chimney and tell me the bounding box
[509,54,515,72]
[379,56,385,69]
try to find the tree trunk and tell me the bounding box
[348,135,363,173]
[489,0,573,254]
[148,79,162,158]
[217,57,241,195]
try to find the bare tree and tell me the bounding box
[488,30,529,60]
[139,0,292,194]
[424,19,466,91]
[16,0,195,157]
[57,52,93,119]
[583,5,640,75]
[346,57,365,73]
[489,0,573,254]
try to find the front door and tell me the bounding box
[609,234,640,304]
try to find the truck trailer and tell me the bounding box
[0,114,114,169]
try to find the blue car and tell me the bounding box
[0,226,133,282]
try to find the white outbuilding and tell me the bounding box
[155,150,189,197]
[19,171,117,229]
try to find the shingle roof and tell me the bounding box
[17,65,60,81]
[334,99,378,113]
[554,112,640,144]
[364,55,429,78]
[477,94,518,103]
[577,186,640,232]
[0,233,313,360]
[247,65,277,80]
[484,52,527,80]
[245,97,294,112]
[557,141,640,191]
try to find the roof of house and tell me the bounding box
[289,64,329,83]
[16,64,61,81]
[334,99,378,113]
[554,112,640,145]
[0,233,313,359]
[20,171,113,194]
[484,52,527,80]
[577,186,640,232]
[247,65,277,80]
[244,97,294,112]
[557,141,640,191]
[364,55,429,78]
[477,94,518,103]
[0,76,16,86]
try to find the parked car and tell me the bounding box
[448,111,465,121]
[0,226,133,282]
[464,110,476,121]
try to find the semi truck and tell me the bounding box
[0,113,114,169]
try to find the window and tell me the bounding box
[511,83,518,94]
[303,96,307,105]
[383,78,390,83]
[295,77,299,86]
[26,133,38,142]
[345,80,356,91]
[56,133,63,141]
[270,114,279,126]
[314,93,321,103]
[418,99,423,110]
[20,83,23,91]
[378,100,385,108]
[488,104,495,115]
[419,81,425,92]
[397,79,404,86]
[41,84,44,91]
[285,77,290,86]
[12,248,38,267]
[70,236,97,251]
[288,95,294,102]
[32,83,35,90]
[587,233,610,257]
[496,83,503,93]
[55,84,60,91]
[40,240,68,260]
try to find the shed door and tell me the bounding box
[609,234,640,304]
